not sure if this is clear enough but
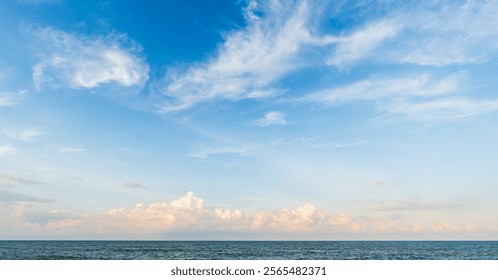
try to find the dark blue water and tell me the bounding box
[1,241,497,260]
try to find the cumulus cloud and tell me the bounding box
[0,191,487,237]
[0,144,16,156]
[31,27,149,90]
[251,204,326,232]
[251,111,288,126]
[102,192,205,231]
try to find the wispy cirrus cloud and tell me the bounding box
[0,90,28,107]
[30,27,149,90]
[2,129,44,141]
[159,0,335,111]
[304,73,462,105]
[381,98,498,119]
[395,1,498,66]
[327,20,400,68]
[301,72,494,120]
[251,111,288,127]
[331,1,498,67]
[156,0,498,113]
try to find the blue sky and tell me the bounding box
[1,0,498,239]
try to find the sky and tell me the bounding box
[1,0,498,240]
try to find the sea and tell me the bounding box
[1,241,498,260]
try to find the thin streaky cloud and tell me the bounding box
[2,129,44,141]
[304,73,462,105]
[395,1,498,66]
[382,98,498,118]
[189,146,250,159]
[57,147,85,153]
[0,95,17,107]
[0,174,44,188]
[327,20,400,68]
[0,90,28,107]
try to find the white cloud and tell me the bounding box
[251,204,326,232]
[251,111,287,126]
[0,144,16,156]
[301,72,497,121]
[395,1,498,66]
[327,20,400,68]
[104,191,205,231]
[382,98,498,119]
[159,0,334,111]
[170,191,204,210]
[326,1,498,67]
[57,147,85,153]
[2,129,44,141]
[305,73,461,105]
[31,28,149,89]
[215,208,244,221]
[0,191,489,237]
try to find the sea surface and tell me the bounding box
[1,241,498,260]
